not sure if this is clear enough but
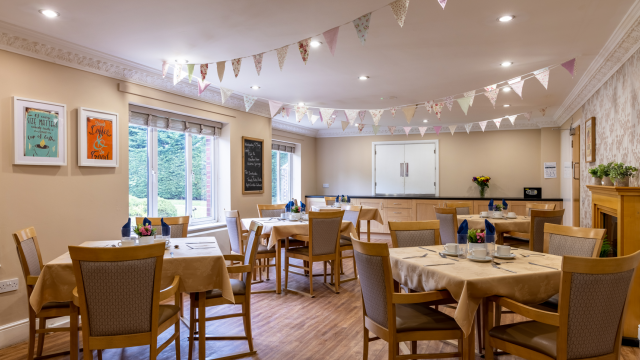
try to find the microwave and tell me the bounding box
[524,187,542,199]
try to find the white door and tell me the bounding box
[375,145,405,194]
[404,143,436,194]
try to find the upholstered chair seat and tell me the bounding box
[489,321,558,359]
[158,305,181,324]
[395,303,460,332]
[199,279,246,299]
[257,244,276,254]
[41,301,72,309]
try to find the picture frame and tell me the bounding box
[78,107,119,167]
[585,117,596,163]
[242,136,264,194]
[13,96,67,166]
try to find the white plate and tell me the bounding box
[468,256,493,263]
[479,215,490,218]
[441,251,459,257]
[493,253,517,259]
[506,216,518,219]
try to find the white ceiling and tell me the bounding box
[1,0,634,130]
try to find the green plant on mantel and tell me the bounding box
[588,167,600,178]
[596,162,614,178]
[609,162,638,181]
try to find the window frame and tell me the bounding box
[272,149,293,205]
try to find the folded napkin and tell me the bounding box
[285,200,294,212]
[485,219,496,236]
[300,201,306,212]
[488,199,494,211]
[143,217,152,226]
[502,199,508,209]
[347,195,351,203]
[161,218,171,237]
[121,218,131,237]
[457,219,468,234]
[335,196,339,203]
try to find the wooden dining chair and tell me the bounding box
[257,203,286,217]
[434,207,459,245]
[352,238,464,360]
[324,196,336,205]
[334,205,362,284]
[284,210,345,297]
[526,202,556,216]
[188,221,263,360]
[13,227,80,360]
[389,221,441,248]
[528,209,565,252]
[135,216,190,237]
[225,210,249,256]
[69,243,181,360]
[445,201,473,215]
[484,250,640,360]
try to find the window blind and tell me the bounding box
[129,105,222,137]
[272,140,295,153]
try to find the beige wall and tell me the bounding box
[316,129,561,198]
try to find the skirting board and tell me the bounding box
[0,317,69,350]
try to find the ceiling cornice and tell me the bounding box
[0,20,272,119]
[554,0,640,124]
[271,119,318,137]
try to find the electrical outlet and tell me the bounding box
[323,183,329,188]
[0,278,19,294]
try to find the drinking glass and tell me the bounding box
[485,234,496,257]
[457,234,468,259]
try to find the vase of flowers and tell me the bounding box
[340,195,350,204]
[472,176,491,198]
[134,224,156,244]
[289,205,301,220]
[610,162,638,187]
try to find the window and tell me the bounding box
[271,141,295,204]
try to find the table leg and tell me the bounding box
[198,291,206,360]
[367,220,371,242]
[464,318,476,360]
[476,304,484,354]
[276,240,282,294]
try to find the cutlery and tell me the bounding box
[424,263,455,267]
[520,253,545,257]
[528,262,559,270]
[187,245,217,249]
[438,252,459,261]
[186,242,216,244]
[492,262,516,273]
[402,253,428,259]
[492,261,513,265]
[419,247,437,252]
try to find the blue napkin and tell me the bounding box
[485,219,496,236]
[300,201,306,212]
[161,218,171,236]
[457,219,468,234]
[488,199,494,211]
[502,199,508,209]
[286,201,294,212]
[121,218,131,237]
[335,196,339,203]
[347,195,351,203]
[143,217,152,226]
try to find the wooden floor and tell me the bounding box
[1,235,638,360]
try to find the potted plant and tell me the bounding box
[472,176,491,198]
[600,162,614,186]
[289,205,301,220]
[588,167,602,185]
[134,224,156,244]
[609,162,638,187]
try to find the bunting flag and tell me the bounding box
[508,77,524,98]
[269,101,283,117]
[244,94,257,112]
[457,97,471,115]
[390,107,397,117]
[372,125,380,135]
[173,63,183,85]
[419,127,427,137]
[561,58,576,77]
[433,102,444,119]
[465,123,473,134]
[280,107,288,119]
[187,64,195,82]
[217,61,225,82]
[200,64,208,81]
[353,13,372,45]
[403,126,412,136]
[508,115,517,125]
[253,53,264,75]
[534,68,550,89]
[388,126,396,135]
[345,110,359,125]
[320,108,335,123]
[484,84,498,108]
[369,109,384,125]
[539,107,547,116]
[425,100,434,113]
[493,118,502,128]
[220,87,233,104]
[390,0,410,27]
[478,121,488,132]
[524,111,532,121]
[358,110,366,123]
[326,116,335,128]
[341,121,349,131]
[434,126,442,135]
[438,0,447,10]
[402,105,417,123]
[197,78,211,96]
[295,105,308,122]
[298,38,311,64]
[449,125,456,135]
[232,58,242,78]
[276,45,289,71]
[162,61,169,78]
[323,27,340,56]
[357,123,366,132]
[307,110,320,124]
[444,96,454,111]
[465,90,476,106]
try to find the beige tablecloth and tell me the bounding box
[457,215,530,234]
[241,218,356,249]
[390,245,563,335]
[30,237,233,313]
[311,205,383,224]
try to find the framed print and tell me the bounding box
[78,107,119,167]
[13,97,67,166]
[585,117,596,163]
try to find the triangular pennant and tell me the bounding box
[457,97,471,115]
[320,108,335,123]
[464,90,476,106]
[358,110,366,123]
[276,45,289,71]
[269,101,283,118]
[534,68,550,89]
[298,38,311,64]
[403,126,412,136]
[353,13,372,45]
[524,111,532,121]
[217,61,225,82]
[173,63,184,85]
[438,0,447,10]
[425,100,434,113]
[390,107,397,117]
[323,27,340,56]
[280,107,291,119]
[561,58,576,77]
[433,102,444,119]
[357,124,366,132]
[295,105,308,123]
[478,121,488,132]
[187,64,195,83]
[200,64,208,82]
[341,121,349,131]
[162,61,169,78]
[307,110,319,124]
[484,87,499,108]
[402,105,417,123]
[449,125,456,135]
[372,125,380,135]
[344,110,359,125]
[444,96,454,111]
[390,0,410,27]
[509,80,525,98]
[508,115,517,125]
[418,127,427,137]
[434,126,442,135]
[326,116,335,128]
[369,109,384,125]
[388,126,396,135]
[493,118,502,129]
[539,107,548,116]
[231,58,242,78]
[244,94,257,112]
[465,123,473,134]
[220,87,233,104]
[484,84,497,91]
[253,53,264,76]
[197,78,211,96]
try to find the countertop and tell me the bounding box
[306,195,563,201]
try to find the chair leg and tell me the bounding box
[188,294,196,360]
[484,298,495,360]
[334,256,341,293]
[27,310,36,360]
[70,304,80,360]
[362,327,369,360]
[241,302,254,352]
[340,259,345,275]
[323,261,327,283]
[259,259,263,281]
[36,317,45,356]
[97,350,103,360]
[308,261,314,297]
[352,252,358,279]
[265,258,271,280]
[284,255,290,291]
[174,293,181,360]
[494,305,502,326]
[198,292,207,360]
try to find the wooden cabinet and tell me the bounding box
[383,199,412,233]
[412,199,440,221]
[386,199,412,209]
[305,197,326,210]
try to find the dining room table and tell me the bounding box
[240,217,357,294]
[389,245,562,359]
[311,204,383,241]
[457,214,530,244]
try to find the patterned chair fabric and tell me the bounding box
[395,230,436,248]
[311,217,341,256]
[151,224,184,239]
[242,229,257,284]
[79,258,156,337]
[565,269,634,359]
[225,216,241,254]
[455,207,470,215]
[548,234,597,257]
[19,238,42,276]
[532,217,563,252]
[260,209,285,218]
[354,251,389,328]
[343,210,359,227]
[435,213,456,245]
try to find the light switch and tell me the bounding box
[323,183,329,188]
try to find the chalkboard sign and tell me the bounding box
[242,136,264,194]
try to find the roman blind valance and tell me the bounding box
[271,140,296,153]
[129,104,222,137]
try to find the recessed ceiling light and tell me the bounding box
[298,102,305,106]
[39,9,60,18]
[502,87,511,92]
[423,119,428,123]
[501,62,513,67]
[250,85,260,90]
[359,76,370,80]
[498,15,515,22]
[310,41,322,48]
[503,104,510,107]
[175,59,189,64]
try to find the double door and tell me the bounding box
[375,143,436,195]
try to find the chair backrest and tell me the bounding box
[13,227,44,282]
[241,221,264,285]
[529,209,564,252]
[309,210,344,256]
[556,251,640,360]
[352,238,395,332]
[435,207,458,245]
[257,203,286,218]
[342,205,362,230]
[543,224,605,258]
[69,243,165,338]
[388,221,440,248]
[324,196,336,205]
[135,216,189,238]
[526,202,556,216]
[446,202,472,215]
[225,210,243,255]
